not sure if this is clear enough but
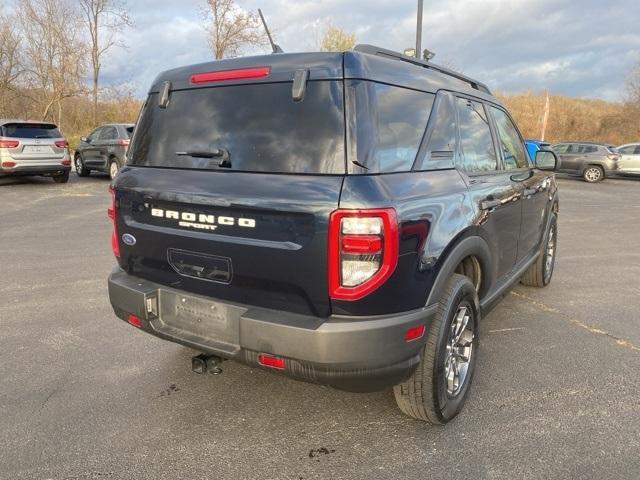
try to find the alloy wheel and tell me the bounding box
[109,161,119,179]
[444,305,475,397]
[75,156,83,175]
[585,167,602,182]
[544,224,556,283]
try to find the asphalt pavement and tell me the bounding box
[0,173,639,480]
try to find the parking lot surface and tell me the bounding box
[1,174,639,480]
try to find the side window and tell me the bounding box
[585,145,597,154]
[87,128,101,142]
[100,126,117,141]
[553,144,568,154]
[618,146,633,154]
[415,92,457,170]
[635,146,640,155]
[455,97,497,173]
[490,106,528,170]
[566,144,575,154]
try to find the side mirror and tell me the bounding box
[81,136,88,143]
[535,150,557,171]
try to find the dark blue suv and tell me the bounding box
[107,45,559,424]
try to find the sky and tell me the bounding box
[91,0,640,101]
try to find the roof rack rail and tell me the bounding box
[353,44,491,95]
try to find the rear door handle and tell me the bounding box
[480,198,502,210]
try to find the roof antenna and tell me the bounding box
[258,9,284,54]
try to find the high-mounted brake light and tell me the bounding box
[190,67,270,84]
[0,139,19,149]
[108,187,120,258]
[54,140,69,149]
[328,208,399,301]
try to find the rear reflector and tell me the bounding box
[405,324,426,342]
[127,314,142,328]
[258,353,285,370]
[1,161,16,168]
[61,159,71,166]
[0,139,19,149]
[191,67,270,84]
[54,140,69,148]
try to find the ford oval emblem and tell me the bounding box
[121,233,136,246]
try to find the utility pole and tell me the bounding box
[540,90,550,141]
[415,0,423,59]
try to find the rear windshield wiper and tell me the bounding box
[176,148,231,168]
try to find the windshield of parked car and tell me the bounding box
[1,123,62,139]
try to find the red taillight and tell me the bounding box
[0,139,19,148]
[127,314,142,328]
[108,187,120,258]
[61,159,71,166]
[191,67,270,84]
[405,324,426,342]
[117,138,130,147]
[607,154,620,161]
[54,140,69,149]
[258,353,285,370]
[328,208,399,301]
[1,161,16,168]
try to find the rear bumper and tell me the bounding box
[0,163,70,177]
[108,267,437,392]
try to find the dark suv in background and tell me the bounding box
[552,142,620,182]
[74,123,133,179]
[107,45,559,424]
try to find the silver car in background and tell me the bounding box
[617,143,640,176]
[0,120,71,183]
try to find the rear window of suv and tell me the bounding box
[1,123,62,139]
[346,80,435,173]
[128,81,345,174]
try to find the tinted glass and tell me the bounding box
[618,146,634,154]
[416,92,456,170]
[585,145,597,153]
[125,127,134,138]
[1,123,62,139]
[100,126,118,141]
[87,129,101,142]
[553,144,568,154]
[347,80,434,173]
[490,106,528,169]
[456,98,497,173]
[635,146,640,155]
[129,81,345,174]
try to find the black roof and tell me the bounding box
[149,46,498,104]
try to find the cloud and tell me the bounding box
[101,0,639,100]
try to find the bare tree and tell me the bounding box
[78,0,132,124]
[0,11,23,111]
[16,0,87,126]
[627,62,640,105]
[202,0,266,59]
[319,23,356,52]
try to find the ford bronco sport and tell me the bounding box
[107,45,559,424]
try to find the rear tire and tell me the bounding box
[53,171,69,183]
[583,165,604,183]
[393,274,479,424]
[75,154,89,177]
[521,214,557,287]
[109,158,121,180]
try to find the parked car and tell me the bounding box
[525,139,552,162]
[0,119,71,183]
[551,142,620,182]
[616,143,640,176]
[107,45,559,424]
[74,123,134,179]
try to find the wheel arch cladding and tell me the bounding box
[425,235,493,308]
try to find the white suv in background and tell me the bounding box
[617,143,640,176]
[0,120,71,183]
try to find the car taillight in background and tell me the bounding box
[107,187,120,258]
[607,154,620,161]
[54,140,69,149]
[117,139,130,147]
[0,139,19,148]
[328,208,399,301]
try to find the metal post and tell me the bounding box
[416,0,423,59]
